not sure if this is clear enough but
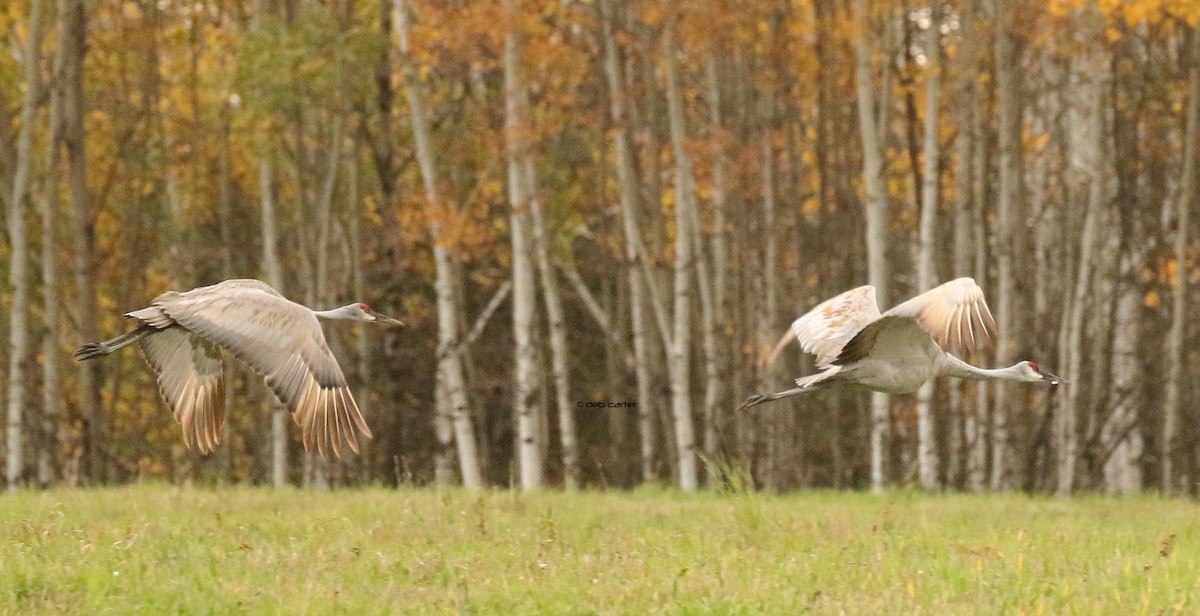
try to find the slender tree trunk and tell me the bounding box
[689,202,719,479]
[915,0,942,491]
[347,158,372,481]
[504,0,543,490]
[1059,195,1099,496]
[854,0,890,493]
[991,0,1022,490]
[214,106,235,482]
[432,373,454,484]
[967,52,991,492]
[947,0,976,488]
[757,136,779,489]
[60,0,102,483]
[704,54,729,462]
[40,70,63,488]
[599,0,655,483]
[1164,55,1198,494]
[663,17,698,492]
[397,0,481,488]
[529,194,578,489]
[260,159,289,488]
[6,0,44,490]
[1056,3,1106,496]
[1102,277,1142,494]
[305,113,342,490]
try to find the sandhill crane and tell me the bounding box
[74,279,404,457]
[741,278,1063,410]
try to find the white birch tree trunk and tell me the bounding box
[664,18,698,492]
[947,0,977,487]
[599,0,656,482]
[915,0,942,491]
[757,136,780,488]
[529,192,578,489]
[854,0,891,494]
[260,160,289,488]
[1163,56,1198,494]
[990,0,1021,490]
[704,54,729,461]
[968,63,991,492]
[397,0,482,488]
[6,0,44,490]
[504,0,543,490]
[1057,3,1106,496]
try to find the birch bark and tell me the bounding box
[397,0,482,487]
[1163,51,1198,493]
[504,0,543,490]
[854,0,890,493]
[6,0,44,490]
[663,17,699,491]
[915,0,942,490]
[260,160,289,488]
[599,0,655,481]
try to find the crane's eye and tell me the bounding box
[1027,361,1039,372]
[359,303,371,312]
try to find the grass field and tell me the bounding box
[0,486,1196,614]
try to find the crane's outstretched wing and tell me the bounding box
[153,281,371,458]
[880,277,997,358]
[789,285,882,368]
[138,327,226,454]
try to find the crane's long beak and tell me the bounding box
[374,313,405,326]
[1041,370,1067,386]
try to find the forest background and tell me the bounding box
[0,0,1198,496]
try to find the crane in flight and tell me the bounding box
[740,278,1063,410]
[74,279,404,457]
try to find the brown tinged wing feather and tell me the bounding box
[788,285,882,368]
[881,277,997,358]
[138,327,227,454]
[152,282,372,458]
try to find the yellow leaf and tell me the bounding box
[1145,290,1161,308]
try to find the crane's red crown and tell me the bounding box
[359,303,371,312]
[1027,361,1039,372]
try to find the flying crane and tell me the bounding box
[74,279,404,457]
[741,278,1063,410]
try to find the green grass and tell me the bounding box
[0,486,1196,614]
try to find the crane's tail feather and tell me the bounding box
[73,326,153,361]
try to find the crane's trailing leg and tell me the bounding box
[740,365,843,411]
[73,325,153,361]
[738,385,819,411]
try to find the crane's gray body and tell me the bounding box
[794,315,952,395]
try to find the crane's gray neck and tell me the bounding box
[313,304,358,320]
[939,354,1026,381]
